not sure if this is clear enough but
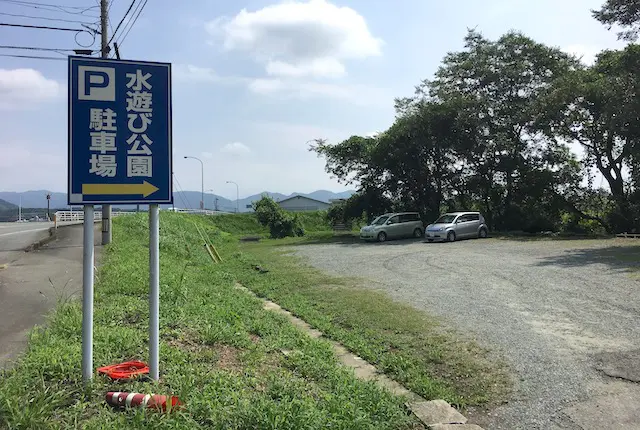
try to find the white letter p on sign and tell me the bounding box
[78,66,115,101]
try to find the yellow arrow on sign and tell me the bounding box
[82,181,159,197]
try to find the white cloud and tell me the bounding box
[201,151,214,159]
[0,68,60,109]
[207,0,382,79]
[172,63,389,105]
[247,78,390,106]
[266,58,345,78]
[173,64,220,82]
[221,142,251,155]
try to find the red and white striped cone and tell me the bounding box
[106,392,182,411]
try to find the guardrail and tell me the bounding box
[53,208,233,223]
[53,210,133,223]
[169,208,233,215]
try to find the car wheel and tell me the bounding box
[478,228,488,239]
[446,231,456,242]
[413,228,423,238]
[377,232,387,242]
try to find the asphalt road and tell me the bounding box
[0,222,53,265]
[294,237,640,430]
[0,224,99,368]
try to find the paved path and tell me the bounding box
[0,222,53,265]
[294,238,640,430]
[0,224,99,367]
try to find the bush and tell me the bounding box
[326,202,345,226]
[253,196,305,239]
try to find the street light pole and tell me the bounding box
[226,181,239,213]
[46,192,51,221]
[207,189,216,211]
[184,156,204,210]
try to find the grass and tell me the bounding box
[206,212,332,237]
[0,213,418,430]
[232,236,510,409]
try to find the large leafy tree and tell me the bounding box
[414,30,582,230]
[593,0,640,41]
[310,101,464,222]
[544,44,640,232]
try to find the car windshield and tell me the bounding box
[434,214,456,224]
[371,216,389,226]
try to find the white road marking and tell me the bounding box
[0,228,50,238]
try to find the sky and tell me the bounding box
[0,0,628,199]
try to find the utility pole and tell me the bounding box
[100,0,112,246]
[83,0,107,383]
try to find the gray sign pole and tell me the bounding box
[100,0,112,246]
[81,205,94,382]
[149,204,160,380]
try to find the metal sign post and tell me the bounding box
[149,204,160,380]
[81,205,94,382]
[68,56,172,382]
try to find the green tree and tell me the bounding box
[593,0,640,41]
[544,44,640,232]
[311,102,464,223]
[253,196,305,238]
[417,30,581,230]
[310,136,394,220]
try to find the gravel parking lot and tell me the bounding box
[294,237,640,430]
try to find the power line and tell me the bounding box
[110,0,142,55]
[107,0,136,45]
[0,0,96,9]
[0,44,95,52]
[115,0,146,48]
[0,0,99,16]
[0,53,66,60]
[0,11,94,25]
[0,22,84,31]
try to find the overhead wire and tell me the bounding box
[0,53,66,60]
[114,0,146,48]
[0,44,96,53]
[0,0,96,9]
[107,0,136,45]
[173,175,194,210]
[0,11,95,24]
[0,22,85,31]
[109,0,141,56]
[0,0,99,15]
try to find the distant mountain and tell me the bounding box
[0,191,68,210]
[0,198,17,211]
[305,190,354,203]
[0,189,356,213]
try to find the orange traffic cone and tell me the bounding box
[106,392,182,411]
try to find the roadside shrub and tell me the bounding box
[326,202,345,226]
[560,212,607,235]
[253,196,305,239]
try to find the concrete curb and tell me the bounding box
[235,282,485,429]
[23,227,57,253]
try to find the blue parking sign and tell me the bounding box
[68,56,172,205]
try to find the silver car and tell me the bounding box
[424,212,488,242]
[360,212,424,242]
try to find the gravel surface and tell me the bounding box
[293,237,640,430]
